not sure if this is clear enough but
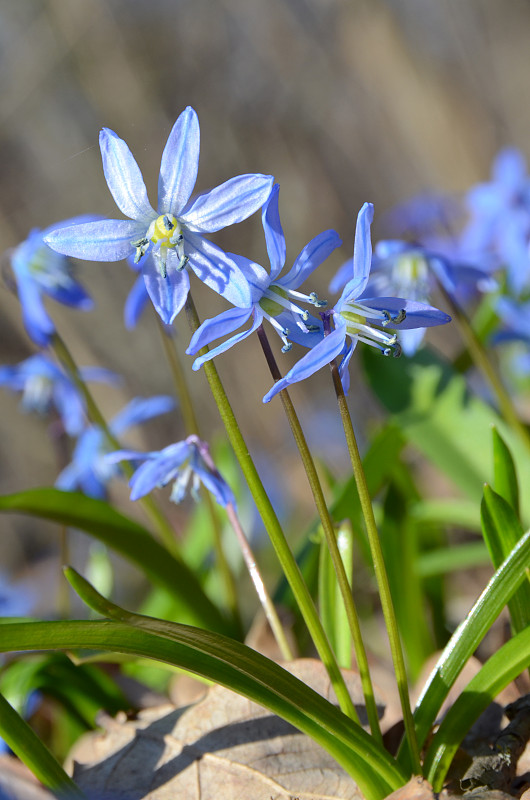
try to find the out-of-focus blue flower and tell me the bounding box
[107,435,235,508]
[0,354,117,436]
[462,148,530,294]
[186,184,339,368]
[56,395,175,498]
[491,296,530,375]
[0,571,34,618]
[330,238,496,355]
[44,106,274,325]
[10,220,93,346]
[263,203,451,402]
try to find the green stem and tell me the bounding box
[329,359,421,773]
[257,325,382,738]
[157,320,241,626]
[0,691,86,799]
[225,501,294,660]
[51,332,178,556]
[184,293,358,722]
[440,285,530,454]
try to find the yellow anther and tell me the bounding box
[150,214,180,245]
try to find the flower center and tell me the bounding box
[149,214,181,246]
[259,285,288,317]
[340,303,405,357]
[132,214,187,277]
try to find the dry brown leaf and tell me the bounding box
[67,658,388,800]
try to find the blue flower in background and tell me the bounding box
[0,354,117,436]
[56,395,175,498]
[186,184,339,368]
[107,435,235,508]
[462,148,530,294]
[10,221,93,347]
[44,106,274,324]
[492,296,530,375]
[263,203,451,402]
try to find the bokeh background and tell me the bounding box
[1,0,529,611]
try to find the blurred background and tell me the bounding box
[1,0,529,612]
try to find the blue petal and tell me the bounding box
[338,202,374,305]
[191,310,263,370]
[111,395,175,436]
[187,305,254,354]
[53,382,86,436]
[184,232,252,307]
[124,273,150,329]
[361,297,451,329]
[190,452,236,507]
[262,321,347,403]
[492,148,527,191]
[16,276,55,346]
[158,106,200,215]
[399,327,426,357]
[99,128,155,222]
[44,219,143,262]
[128,442,191,500]
[262,184,285,280]
[181,174,274,233]
[281,229,341,290]
[329,258,352,294]
[338,340,356,394]
[48,280,93,310]
[142,249,190,324]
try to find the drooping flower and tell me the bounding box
[10,220,93,347]
[263,203,451,402]
[56,395,175,498]
[44,107,274,324]
[107,435,235,508]
[461,148,530,294]
[0,353,117,436]
[186,184,339,368]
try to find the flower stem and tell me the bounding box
[329,358,421,773]
[257,325,381,739]
[156,320,241,627]
[51,332,179,556]
[439,285,530,454]
[184,293,358,722]
[225,501,294,660]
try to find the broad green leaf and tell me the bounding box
[492,426,519,516]
[411,499,480,531]
[398,528,530,770]
[416,542,490,578]
[481,485,530,635]
[424,624,530,790]
[0,690,86,799]
[0,618,407,800]
[0,488,232,634]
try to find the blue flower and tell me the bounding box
[0,571,35,618]
[186,184,340,367]
[0,354,117,436]
[55,395,175,498]
[10,221,93,346]
[461,148,530,294]
[263,203,451,402]
[44,107,274,324]
[107,435,235,508]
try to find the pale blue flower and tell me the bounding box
[10,220,93,346]
[186,184,339,368]
[56,396,175,498]
[0,354,117,436]
[44,107,273,324]
[263,203,451,402]
[107,435,235,508]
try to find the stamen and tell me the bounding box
[308,291,327,308]
[382,308,407,327]
[131,237,149,264]
[178,255,189,271]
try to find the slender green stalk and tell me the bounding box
[439,284,530,454]
[225,501,294,660]
[329,359,421,773]
[257,325,381,739]
[51,332,178,555]
[157,319,240,625]
[184,293,358,722]
[0,691,86,799]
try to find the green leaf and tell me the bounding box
[398,528,530,769]
[481,485,530,635]
[0,690,86,799]
[0,618,407,800]
[0,488,232,634]
[492,426,519,516]
[416,542,490,578]
[424,624,530,790]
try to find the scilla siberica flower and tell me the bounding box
[186,184,338,367]
[0,354,117,436]
[263,203,451,403]
[107,435,235,508]
[44,106,273,324]
[10,220,93,347]
[56,395,175,499]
